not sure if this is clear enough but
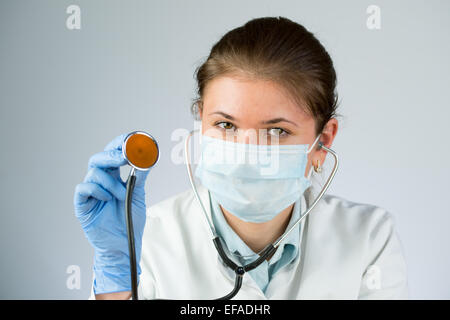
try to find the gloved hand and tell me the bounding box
[73,134,150,294]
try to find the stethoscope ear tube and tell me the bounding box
[243,244,276,272]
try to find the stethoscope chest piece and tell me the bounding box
[122,131,159,171]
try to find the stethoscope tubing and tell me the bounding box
[125,167,139,300]
[184,129,339,299]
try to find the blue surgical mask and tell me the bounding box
[194,134,321,223]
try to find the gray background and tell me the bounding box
[1,0,449,299]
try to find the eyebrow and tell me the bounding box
[209,111,298,127]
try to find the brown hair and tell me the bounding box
[191,16,340,136]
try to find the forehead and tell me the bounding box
[202,75,311,121]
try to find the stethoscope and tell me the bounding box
[184,129,339,299]
[122,131,160,300]
[122,129,339,300]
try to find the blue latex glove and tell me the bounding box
[74,134,150,294]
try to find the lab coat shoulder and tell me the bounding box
[319,193,397,245]
[146,187,195,219]
[139,188,214,299]
[307,193,409,299]
[144,187,207,238]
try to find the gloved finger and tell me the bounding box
[84,167,126,201]
[88,149,127,170]
[74,182,113,205]
[105,166,122,181]
[134,167,151,187]
[104,133,127,152]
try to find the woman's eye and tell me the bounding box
[216,121,235,131]
[268,128,288,137]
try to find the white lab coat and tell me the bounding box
[90,183,409,299]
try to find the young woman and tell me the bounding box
[74,16,408,299]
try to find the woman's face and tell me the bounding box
[199,75,338,176]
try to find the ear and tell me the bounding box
[198,105,203,120]
[317,118,338,165]
[195,100,203,120]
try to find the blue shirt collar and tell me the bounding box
[209,191,303,266]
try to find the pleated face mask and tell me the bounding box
[195,134,321,223]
